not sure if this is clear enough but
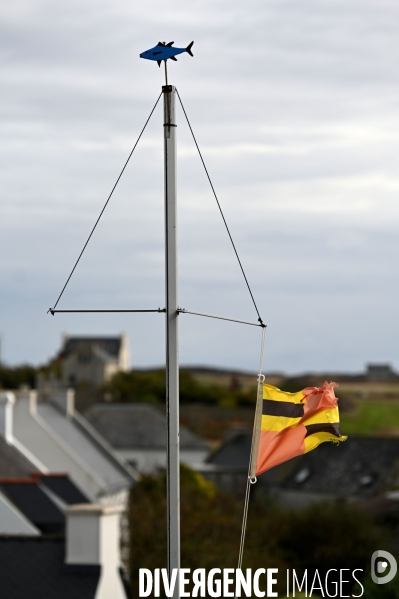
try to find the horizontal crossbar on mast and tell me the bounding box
[48,307,265,329]
[48,308,166,315]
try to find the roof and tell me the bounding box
[279,436,399,497]
[63,337,122,360]
[0,537,101,599]
[37,474,90,505]
[207,430,251,469]
[0,480,65,534]
[208,432,399,497]
[36,402,136,494]
[0,437,34,477]
[84,403,209,450]
[206,430,294,484]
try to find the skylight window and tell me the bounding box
[294,468,311,484]
[359,474,374,486]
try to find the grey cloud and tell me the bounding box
[1,0,399,374]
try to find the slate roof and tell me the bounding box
[84,403,208,450]
[0,480,65,534]
[279,436,399,498]
[37,474,90,505]
[205,430,295,484]
[207,431,399,497]
[206,430,251,469]
[63,337,122,360]
[0,437,34,477]
[0,537,101,599]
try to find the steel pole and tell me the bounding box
[163,83,180,597]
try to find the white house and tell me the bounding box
[58,334,130,388]
[0,390,137,505]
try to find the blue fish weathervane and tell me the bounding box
[140,41,194,67]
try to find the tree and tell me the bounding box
[0,364,37,390]
[129,466,386,597]
[103,368,256,406]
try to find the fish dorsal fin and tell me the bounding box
[166,41,174,47]
[157,41,165,46]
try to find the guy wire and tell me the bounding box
[49,92,162,312]
[176,89,265,328]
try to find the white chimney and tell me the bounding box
[66,504,126,599]
[29,390,38,415]
[13,389,37,416]
[52,388,75,418]
[0,392,15,443]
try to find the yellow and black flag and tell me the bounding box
[251,382,347,476]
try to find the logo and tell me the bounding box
[371,550,398,585]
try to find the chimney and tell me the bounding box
[11,389,38,418]
[0,392,15,443]
[28,390,37,415]
[52,389,75,418]
[66,504,126,599]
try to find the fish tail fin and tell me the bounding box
[186,41,194,57]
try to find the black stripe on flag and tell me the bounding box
[262,400,304,418]
[305,423,341,438]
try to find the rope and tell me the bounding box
[235,326,266,591]
[49,92,162,312]
[177,308,263,328]
[175,89,265,328]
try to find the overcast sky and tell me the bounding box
[2,0,399,374]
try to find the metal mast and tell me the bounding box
[48,44,266,597]
[163,83,180,597]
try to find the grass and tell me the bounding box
[178,395,399,442]
[341,399,399,436]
